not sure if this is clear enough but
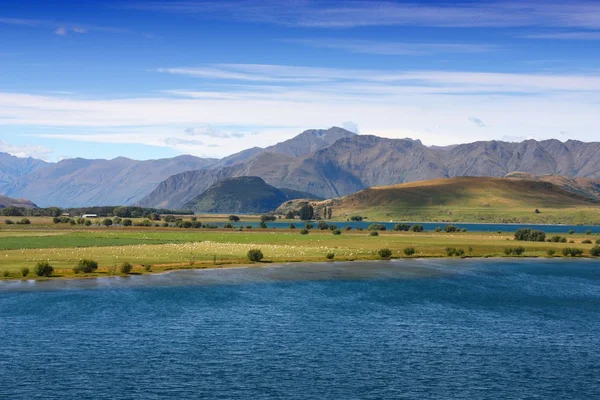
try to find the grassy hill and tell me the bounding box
[278,177,600,224]
[184,176,317,213]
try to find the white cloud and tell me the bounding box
[134,1,600,29]
[54,26,67,36]
[0,140,52,159]
[342,121,360,134]
[1,63,600,157]
[468,117,487,128]
[282,38,494,55]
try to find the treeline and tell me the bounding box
[0,205,194,218]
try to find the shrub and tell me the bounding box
[144,264,152,272]
[582,239,592,244]
[377,248,392,258]
[318,221,329,230]
[34,261,54,277]
[113,217,122,225]
[596,239,600,245]
[53,217,61,224]
[332,229,342,235]
[182,221,193,228]
[122,218,132,226]
[562,247,583,257]
[260,215,276,222]
[77,259,98,273]
[4,219,14,225]
[549,235,567,243]
[369,231,379,236]
[461,228,468,232]
[285,211,295,219]
[120,262,133,274]
[223,223,234,229]
[19,218,31,225]
[444,225,459,233]
[164,215,176,223]
[20,267,29,277]
[228,215,240,222]
[394,223,410,231]
[298,228,309,235]
[590,246,600,257]
[356,227,363,231]
[403,247,415,256]
[514,228,546,242]
[368,223,386,231]
[445,247,465,257]
[259,222,267,229]
[504,246,525,256]
[435,227,441,232]
[586,230,592,235]
[350,216,363,221]
[305,222,313,229]
[289,223,296,229]
[84,219,92,226]
[546,249,555,256]
[410,224,424,232]
[568,229,575,235]
[325,252,335,260]
[345,225,352,230]
[2,270,9,277]
[247,249,264,262]
[102,218,113,227]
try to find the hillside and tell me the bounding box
[277,177,600,224]
[0,152,48,193]
[0,195,37,209]
[142,134,600,209]
[2,155,217,207]
[183,176,317,213]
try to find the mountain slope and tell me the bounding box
[183,176,317,213]
[265,127,357,157]
[0,152,48,192]
[4,155,217,207]
[0,195,37,209]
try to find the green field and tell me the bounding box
[1,218,599,279]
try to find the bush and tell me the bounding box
[350,215,363,221]
[582,239,592,244]
[328,224,338,231]
[369,231,379,236]
[445,247,465,257]
[410,224,424,232]
[514,228,546,242]
[403,247,415,256]
[4,219,14,225]
[325,252,335,260]
[259,222,267,229]
[590,246,600,257]
[53,217,61,224]
[164,215,177,223]
[289,223,296,229]
[368,224,386,231]
[435,227,441,232]
[332,229,341,235]
[228,215,240,222]
[260,215,276,222]
[586,230,592,235]
[144,264,153,272]
[300,228,309,235]
[120,262,133,274]
[34,261,54,277]
[504,246,525,256]
[247,249,264,262]
[113,217,122,225]
[20,267,29,277]
[318,221,329,230]
[562,247,583,257]
[596,239,600,245]
[285,211,295,219]
[377,248,392,258]
[444,225,459,233]
[356,227,363,231]
[77,259,98,273]
[223,223,234,229]
[305,222,313,229]
[549,235,567,243]
[345,225,352,231]
[182,221,193,228]
[19,218,31,225]
[568,229,575,235]
[394,223,410,231]
[546,249,556,256]
[102,218,113,227]
[2,270,9,277]
[84,219,92,226]
[122,219,132,226]
[461,228,468,232]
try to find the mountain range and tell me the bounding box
[4,126,600,210]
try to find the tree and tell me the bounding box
[34,261,54,277]
[444,225,459,233]
[350,215,363,221]
[327,207,333,220]
[77,259,99,273]
[20,267,29,277]
[325,252,335,260]
[300,228,309,235]
[590,245,600,256]
[394,224,410,231]
[260,214,276,222]
[113,207,132,218]
[229,215,240,222]
[403,247,415,256]
[120,262,133,274]
[298,204,314,221]
[514,228,546,242]
[410,224,424,232]
[285,211,295,220]
[122,219,133,226]
[102,218,113,227]
[247,249,264,262]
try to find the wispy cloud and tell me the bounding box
[0,16,128,35]
[468,117,487,128]
[185,126,245,138]
[281,38,494,56]
[522,31,600,40]
[132,1,600,29]
[0,140,52,159]
[54,26,67,36]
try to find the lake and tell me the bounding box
[230,221,600,233]
[1,259,600,399]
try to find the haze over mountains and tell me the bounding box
[4,126,600,210]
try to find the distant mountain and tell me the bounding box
[264,127,357,157]
[140,134,600,209]
[0,152,48,192]
[2,155,217,207]
[183,176,317,213]
[0,195,37,209]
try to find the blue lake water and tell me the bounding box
[2,259,600,399]
[230,221,600,233]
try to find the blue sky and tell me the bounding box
[1,0,599,161]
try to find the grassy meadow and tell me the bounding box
[1,216,599,280]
